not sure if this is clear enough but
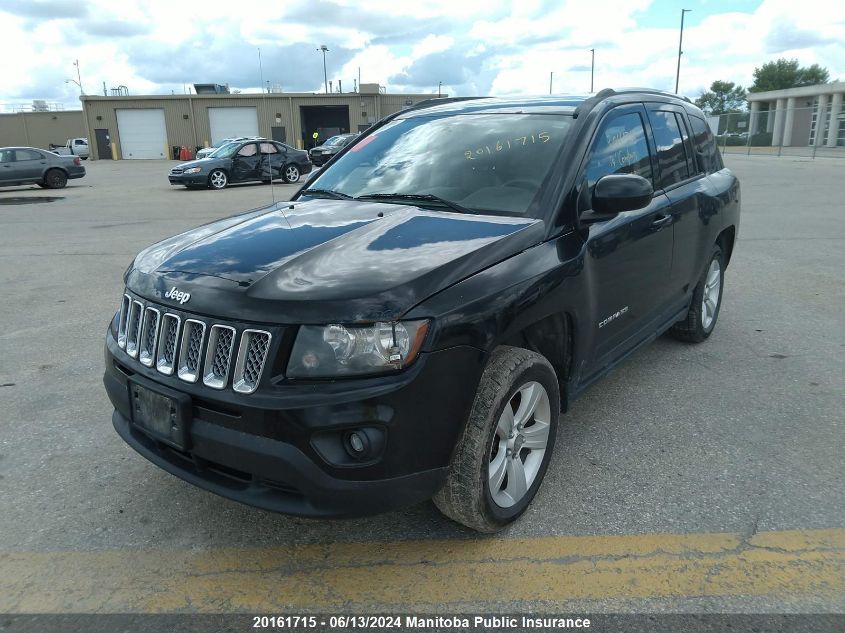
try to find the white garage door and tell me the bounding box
[208,107,259,144]
[116,109,167,159]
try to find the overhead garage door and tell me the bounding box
[116,109,167,159]
[208,107,259,144]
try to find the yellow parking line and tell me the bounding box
[1,528,843,612]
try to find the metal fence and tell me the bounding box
[709,106,845,159]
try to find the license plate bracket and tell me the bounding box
[129,381,191,451]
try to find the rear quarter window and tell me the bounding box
[689,114,723,174]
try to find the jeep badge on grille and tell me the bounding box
[164,286,191,305]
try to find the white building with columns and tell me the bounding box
[747,81,845,148]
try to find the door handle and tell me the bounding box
[651,214,672,228]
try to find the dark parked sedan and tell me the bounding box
[309,133,359,165]
[0,147,85,189]
[168,140,311,190]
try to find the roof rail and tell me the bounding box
[573,87,692,118]
[404,96,486,112]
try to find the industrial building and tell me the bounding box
[747,81,845,147]
[0,84,440,160]
[81,84,438,160]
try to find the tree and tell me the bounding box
[694,80,747,115]
[749,58,829,92]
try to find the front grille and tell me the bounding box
[117,294,131,349]
[115,292,274,394]
[156,313,181,375]
[233,330,272,394]
[139,307,160,367]
[177,319,206,383]
[125,300,143,358]
[170,168,183,175]
[203,325,236,389]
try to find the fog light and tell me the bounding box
[349,432,365,453]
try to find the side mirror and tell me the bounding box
[590,174,654,216]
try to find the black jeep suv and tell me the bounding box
[104,89,740,532]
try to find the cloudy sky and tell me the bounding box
[1,0,843,110]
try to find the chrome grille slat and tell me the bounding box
[139,307,160,367]
[125,300,143,358]
[117,292,273,394]
[202,325,236,389]
[177,319,206,383]
[233,330,272,394]
[156,313,182,376]
[117,294,131,349]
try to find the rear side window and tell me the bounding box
[689,115,723,174]
[15,149,42,161]
[648,110,690,189]
[584,112,652,188]
[259,142,278,154]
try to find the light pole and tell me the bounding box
[70,59,84,94]
[66,78,82,95]
[317,45,329,94]
[590,48,595,93]
[675,9,691,94]
[549,71,553,95]
[438,81,442,97]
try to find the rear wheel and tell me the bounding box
[44,169,67,189]
[670,243,724,343]
[283,164,300,183]
[433,346,560,532]
[208,169,228,190]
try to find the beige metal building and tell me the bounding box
[78,85,440,160]
[0,110,86,150]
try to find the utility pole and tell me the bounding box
[438,81,442,97]
[318,45,329,94]
[549,71,553,95]
[675,9,691,94]
[590,48,595,93]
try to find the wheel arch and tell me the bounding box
[717,225,736,267]
[499,312,574,410]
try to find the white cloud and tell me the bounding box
[0,0,843,110]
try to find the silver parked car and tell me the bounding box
[0,147,86,189]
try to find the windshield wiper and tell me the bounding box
[355,193,476,215]
[300,188,353,200]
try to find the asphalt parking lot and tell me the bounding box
[0,156,843,614]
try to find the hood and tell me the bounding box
[127,199,543,323]
[175,157,220,169]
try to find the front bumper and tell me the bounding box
[168,173,207,186]
[104,329,485,518]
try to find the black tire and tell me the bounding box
[208,169,228,190]
[670,243,725,343]
[37,183,48,188]
[43,169,67,189]
[282,164,300,183]
[433,346,560,533]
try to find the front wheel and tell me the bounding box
[433,346,560,533]
[282,164,300,183]
[670,243,724,343]
[208,169,228,190]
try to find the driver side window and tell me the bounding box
[585,112,652,189]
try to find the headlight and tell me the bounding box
[287,320,430,378]
[184,167,202,174]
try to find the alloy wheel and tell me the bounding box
[701,259,721,330]
[285,165,300,182]
[488,381,551,508]
[209,171,227,189]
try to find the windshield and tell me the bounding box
[307,113,573,216]
[323,135,348,147]
[209,142,240,158]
